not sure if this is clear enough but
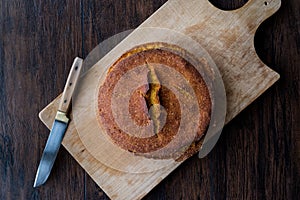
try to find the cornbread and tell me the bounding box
[97,43,211,161]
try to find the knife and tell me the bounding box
[33,57,83,187]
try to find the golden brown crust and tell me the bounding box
[97,43,211,160]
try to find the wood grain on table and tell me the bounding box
[0,0,299,199]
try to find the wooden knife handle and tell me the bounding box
[58,57,83,113]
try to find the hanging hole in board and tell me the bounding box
[264,2,269,6]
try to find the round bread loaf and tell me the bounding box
[97,43,211,161]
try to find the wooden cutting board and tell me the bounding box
[39,0,281,199]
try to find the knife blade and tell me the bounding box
[34,57,83,187]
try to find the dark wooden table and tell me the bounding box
[0,0,299,199]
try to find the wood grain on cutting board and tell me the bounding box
[39,0,281,199]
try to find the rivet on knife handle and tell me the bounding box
[58,57,83,114]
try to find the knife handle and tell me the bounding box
[58,57,83,113]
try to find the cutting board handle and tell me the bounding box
[243,0,281,9]
[238,0,281,27]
